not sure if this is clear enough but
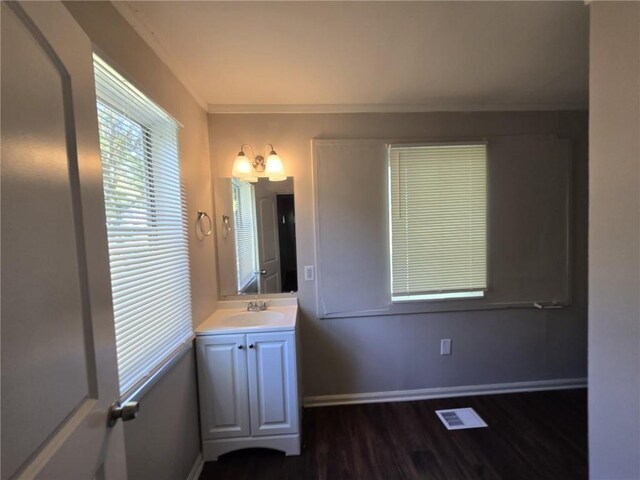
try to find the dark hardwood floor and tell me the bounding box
[199,389,587,480]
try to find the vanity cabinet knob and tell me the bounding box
[249,344,255,349]
[238,345,243,350]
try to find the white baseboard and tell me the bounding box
[303,377,587,408]
[186,453,204,480]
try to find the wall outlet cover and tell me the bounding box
[304,265,315,281]
[440,339,452,355]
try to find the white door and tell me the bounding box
[246,332,299,437]
[197,335,250,439]
[1,2,127,479]
[255,187,281,293]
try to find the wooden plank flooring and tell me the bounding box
[199,389,587,480]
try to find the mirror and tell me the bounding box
[214,177,297,296]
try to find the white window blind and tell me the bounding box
[94,55,192,398]
[232,178,257,291]
[389,143,487,301]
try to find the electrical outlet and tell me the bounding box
[440,339,452,355]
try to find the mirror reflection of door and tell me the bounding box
[277,194,298,292]
[255,180,282,293]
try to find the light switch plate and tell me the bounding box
[304,265,315,281]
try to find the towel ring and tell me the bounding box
[196,210,212,237]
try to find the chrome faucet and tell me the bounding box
[247,300,268,312]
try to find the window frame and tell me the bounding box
[94,54,193,401]
[312,137,571,320]
[387,141,489,304]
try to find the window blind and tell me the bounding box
[232,178,257,291]
[389,143,487,300]
[94,55,192,398]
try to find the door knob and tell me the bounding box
[254,270,267,275]
[108,401,139,427]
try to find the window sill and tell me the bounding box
[121,336,195,403]
[392,291,485,302]
[318,298,569,319]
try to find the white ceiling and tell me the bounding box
[115,1,589,113]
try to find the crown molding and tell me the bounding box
[111,1,207,111]
[207,102,588,114]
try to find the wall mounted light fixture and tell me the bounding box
[232,144,286,182]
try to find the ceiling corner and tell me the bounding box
[110,0,208,111]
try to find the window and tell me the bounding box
[232,178,258,292]
[94,55,192,398]
[389,143,487,302]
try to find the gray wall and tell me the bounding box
[209,111,588,398]
[65,2,218,478]
[122,351,200,480]
[589,2,640,478]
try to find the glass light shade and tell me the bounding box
[265,151,286,181]
[232,152,258,182]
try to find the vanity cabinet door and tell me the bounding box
[197,335,250,439]
[246,332,299,437]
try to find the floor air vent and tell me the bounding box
[435,408,488,430]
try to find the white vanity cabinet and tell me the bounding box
[195,302,300,461]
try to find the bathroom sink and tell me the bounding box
[195,300,297,335]
[218,310,284,327]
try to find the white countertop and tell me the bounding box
[195,298,298,336]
